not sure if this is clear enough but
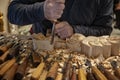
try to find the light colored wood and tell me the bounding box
[0,44,8,53]
[46,62,59,80]
[39,70,48,80]
[0,58,16,76]
[3,63,18,80]
[32,62,45,80]
[0,60,9,69]
[109,40,119,56]
[81,36,103,58]
[78,68,87,80]
[55,73,63,80]
[92,66,107,80]
[34,40,54,51]
[108,36,120,56]
[89,41,103,58]
[66,34,85,52]
[100,39,111,59]
[0,0,10,33]
[0,49,10,62]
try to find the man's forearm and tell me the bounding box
[72,25,113,36]
[8,1,45,25]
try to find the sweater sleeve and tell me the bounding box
[72,0,113,36]
[8,0,45,26]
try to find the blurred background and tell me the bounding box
[0,0,120,36]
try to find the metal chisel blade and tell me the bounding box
[50,22,55,45]
[111,61,118,69]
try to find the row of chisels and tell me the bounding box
[0,50,120,80]
[0,34,120,80]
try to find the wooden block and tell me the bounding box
[99,39,111,59]
[108,36,120,56]
[66,34,85,52]
[81,36,102,58]
[54,40,66,49]
[34,40,54,51]
[89,41,103,58]
[66,39,81,52]
[81,40,92,57]
[108,40,119,56]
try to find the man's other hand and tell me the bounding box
[44,0,65,20]
[55,21,74,39]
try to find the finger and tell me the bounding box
[55,26,64,33]
[48,0,65,4]
[48,13,62,21]
[59,31,68,39]
[55,22,66,29]
[62,31,68,39]
[55,22,68,34]
[59,33,65,39]
[50,15,62,20]
[55,3,65,10]
[55,0,65,4]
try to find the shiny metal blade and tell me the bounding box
[111,61,117,69]
[50,22,55,45]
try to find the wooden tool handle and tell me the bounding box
[0,58,16,76]
[97,64,119,80]
[91,66,107,80]
[46,62,59,80]
[63,62,71,80]
[2,63,18,80]
[0,45,8,56]
[99,68,119,80]
[6,45,20,60]
[39,70,48,80]
[78,68,87,80]
[0,42,14,56]
[32,62,45,80]
[114,68,120,79]
[87,72,96,80]
[0,50,10,64]
[0,60,9,69]
[32,53,41,67]
[55,73,63,80]
[71,67,76,80]
[14,58,28,80]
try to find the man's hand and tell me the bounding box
[55,21,74,39]
[44,0,65,20]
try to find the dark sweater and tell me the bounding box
[8,0,113,36]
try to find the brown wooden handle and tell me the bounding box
[114,68,120,79]
[87,72,96,80]
[32,53,41,67]
[6,45,20,60]
[78,68,87,80]
[2,63,18,80]
[46,62,59,80]
[0,45,8,56]
[0,42,14,56]
[0,60,9,69]
[14,59,28,80]
[91,66,107,80]
[39,70,48,80]
[100,69,119,80]
[55,73,63,80]
[63,62,71,80]
[32,62,45,80]
[71,67,76,80]
[0,50,10,64]
[0,58,16,76]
